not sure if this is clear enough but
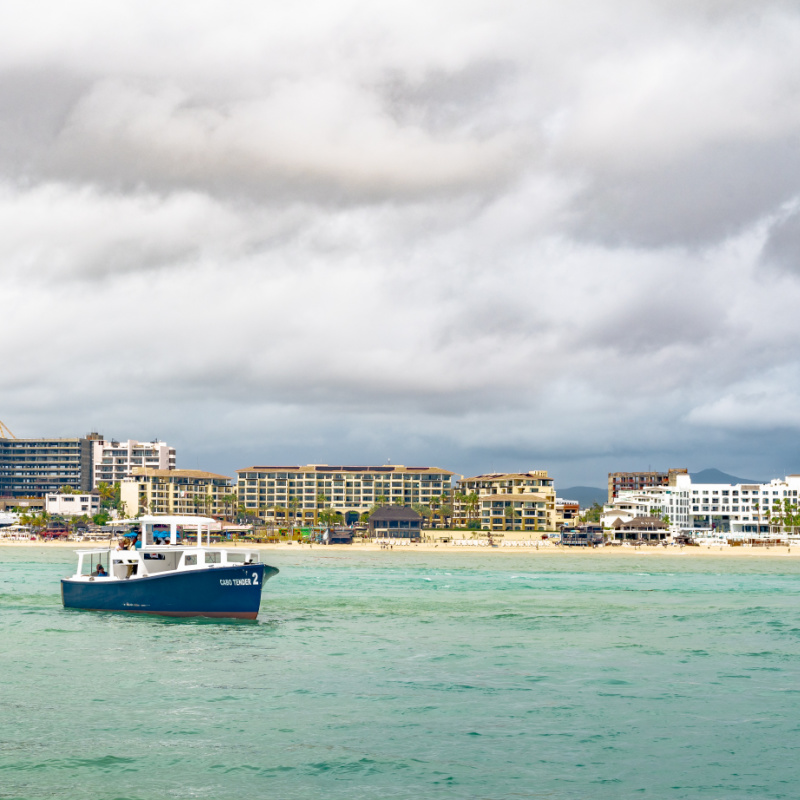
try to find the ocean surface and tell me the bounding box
[2,547,800,800]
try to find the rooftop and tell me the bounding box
[461,471,552,482]
[369,506,423,521]
[238,464,454,475]
[130,468,230,480]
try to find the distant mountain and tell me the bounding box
[690,468,763,485]
[558,486,607,508]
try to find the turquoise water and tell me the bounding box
[2,548,800,799]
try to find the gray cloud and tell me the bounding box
[762,203,800,274]
[3,0,800,487]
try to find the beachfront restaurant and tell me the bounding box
[611,516,669,542]
[368,507,423,540]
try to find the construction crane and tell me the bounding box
[0,420,17,439]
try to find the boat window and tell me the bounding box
[226,552,246,563]
[184,554,197,566]
[204,551,221,564]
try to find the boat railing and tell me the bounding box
[72,545,261,579]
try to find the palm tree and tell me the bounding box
[288,497,301,534]
[504,505,520,531]
[97,482,115,507]
[412,502,431,529]
[319,509,343,527]
[769,500,781,537]
[466,492,480,526]
[315,492,329,524]
[427,495,440,528]
[221,493,238,522]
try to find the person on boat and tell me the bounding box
[92,564,108,577]
[130,533,142,549]
[115,539,127,551]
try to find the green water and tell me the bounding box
[2,547,800,799]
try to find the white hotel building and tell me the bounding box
[90,435,176,488]
[603,473,800,537]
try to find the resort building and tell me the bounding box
[45,492,100,517]
[607,468,687,503]
[235,464,455,526]
[90,435,176,487]
[603,473,800,538]
[0,436,94,497]
[120,468,234,518]
[601,484,691,530]
[452,471,556,533]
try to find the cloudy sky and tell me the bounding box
[3,0,800,487]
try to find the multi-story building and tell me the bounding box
[235,464,455,525]
[89,434,176,487]
[556,498,581,528]
[607,468,687,502]
[452,471,556,533]
[0,436,94,497]
[603,473,800,538]
[120,468,234,518]
[601,485,691,530]
[45,492,100,517]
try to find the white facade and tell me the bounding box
[92,438,176,487]
[46,492,100,517]
[601,485,690,530]
[604,473,800,539]
[682,473,800,537]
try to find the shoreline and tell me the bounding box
[2,539,800,557]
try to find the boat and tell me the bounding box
[61,515,278,619]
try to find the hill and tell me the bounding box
[558,486,607,508]
[690,468,763,485]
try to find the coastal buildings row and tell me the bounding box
[603,472,800,537]
[113,465,559,532]
[3,422,792,541]
[0,431,176,498]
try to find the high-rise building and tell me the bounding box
[236,464,454,526]
[0,436,94,497]
[607,468,687,503]
[89,434,176,487]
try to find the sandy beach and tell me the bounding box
[3,538,800,557]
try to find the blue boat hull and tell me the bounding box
[61,563,278,619]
